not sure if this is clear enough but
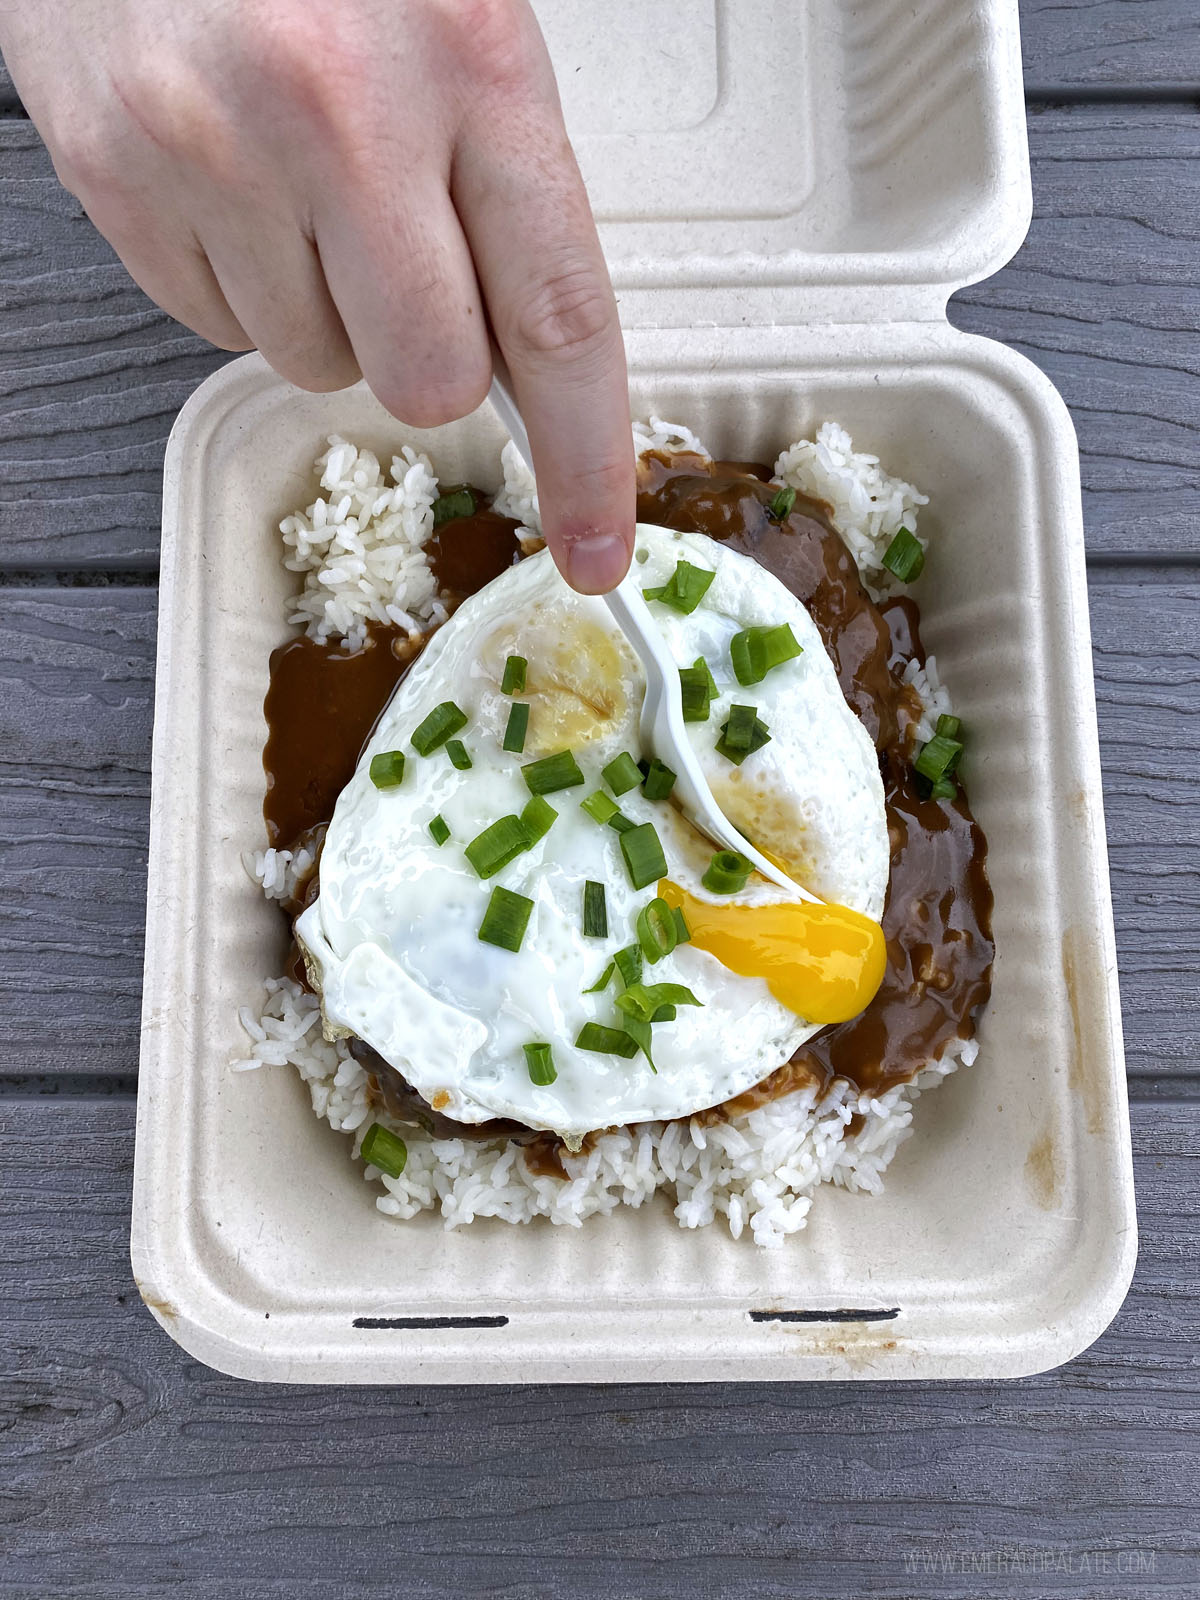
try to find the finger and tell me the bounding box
[203,223,361,393]
[454,118,633,595]
[75,188,252,351]
[313,178,491,429]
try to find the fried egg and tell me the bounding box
[296,525,889,1137]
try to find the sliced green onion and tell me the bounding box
[522,748,584,795]
[641,759,677,801]
[618,1014,657,1072]
[503,700,530,753]
[930,776,958,801]
[914,732,963,784]
[478,885,533,952]
[411,700,468,756]
[730,624,803,687]
[583,880,608,939]
[615,981,703,1023]
[716,709,771,766]
[619,821,668,891]
[636,897,678,964]
[651,1003,677,1023]
[361,1122,408,1178]
[523,1042,557,1086]
[721,702,760,753]
[769,484,797,520]
[702,850,753,894]
[428,813,451,847]
[446,738,472,770]
[574,1022,639,1058]
[882,526,924,582]
[602,751,642,796]
[936,713,962,740]
[581,790,619,825]
[583,960,615,994]
[613,944,643,990]
[465,815,531,879]
[431,485,476,528]
[501,654,527,695]
[642,558,715,615]
[671,905,691,945]
[369,750,406,789]
[679,658,718,723]
[519,795,557,845]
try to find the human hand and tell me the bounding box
[0,0,634,591]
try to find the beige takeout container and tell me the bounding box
[132,0,1136,1382]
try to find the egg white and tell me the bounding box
[296,524,889,1137]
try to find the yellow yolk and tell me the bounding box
[658,879,887,1027]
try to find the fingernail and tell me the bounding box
[563,533,630,594]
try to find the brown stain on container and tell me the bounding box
[134,1279,179,1321]
[1062,926,1105,1136]
[1024,1130,1060,1209]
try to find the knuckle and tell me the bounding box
[504,261,617,365]
[443,0,535,94]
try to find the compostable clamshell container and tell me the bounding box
[132,0,1136,1382]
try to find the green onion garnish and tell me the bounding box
[478,885,533,952]
[581,790,618,825]
[602,751,642,796]
[465,815,532,879]
[702,850,753,895]
[641,759,677,801]
[930,777,957,801]
[671,905,691,945]
[520,795,557,845]
[411,700,468,756]
[583,960,615,994]
[431,485,477,528]
[614,944,643,989]
[618,1013,657,1072]
[642,558,715,615]
[583,880,608,939]
[769,485,797,520]
[446,738,472,770]
[428,813,451,847]
[503,700,530,753]
[679,656,719,722]
[716,708,771,766]
[636,897,678,964]
[730,624,803,687]
[523,1042,557,1086]
[620,821,668,891]
[615,981,703,1023]
[369,751,406,789]
[574,1022,639,1058]
[502,655,527,695]
[522,748,585,795]
[882,526,924,582]
[651,1003,677,1022]
[936,713,961,740]
[914,732,963,784]
[360,1122,408,1178]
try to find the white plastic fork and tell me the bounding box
[486,359,817,902]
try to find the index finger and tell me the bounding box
[454,113,633,594]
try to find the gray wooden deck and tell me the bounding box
[2,4,1199,1594]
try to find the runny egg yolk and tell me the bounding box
[658,880,887,1027]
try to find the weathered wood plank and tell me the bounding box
[950,102,1200,559]
[1,574,1196,1081]
[1,104,1198,566]
[0,1097,1195,1598]
[1020,0,1200,91]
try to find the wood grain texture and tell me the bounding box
[0,1097,1195,1599]
[0,103,1198,565]
[1020,0,1200,92]
[1,574,1196,1082]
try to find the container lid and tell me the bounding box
[544,0,1031,325]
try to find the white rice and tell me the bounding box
[239,420,977,1247]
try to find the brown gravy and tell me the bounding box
[262,458,993,1163]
